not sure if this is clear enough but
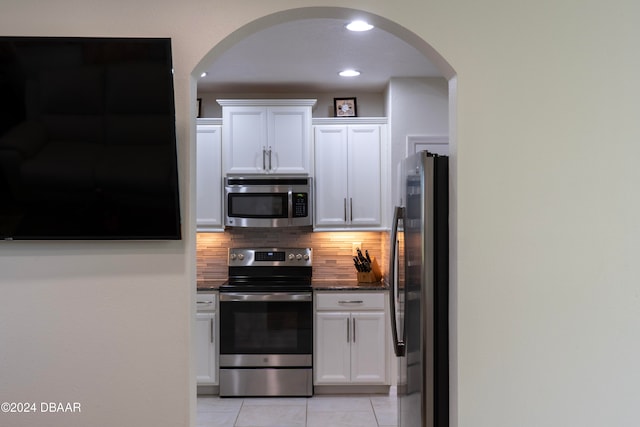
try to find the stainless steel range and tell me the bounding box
[219,248,313,397]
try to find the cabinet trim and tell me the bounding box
[197,118,222,125]
[313,117,387,125]
[217,99,317,107]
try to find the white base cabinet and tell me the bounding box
[195,293,218,386]
[314,292,388,385]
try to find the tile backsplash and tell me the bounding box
[197,229,388,283]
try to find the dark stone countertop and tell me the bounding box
[196,280,225,291]
[312,280,388,291]
[197,279,388,292]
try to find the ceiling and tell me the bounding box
[197,18,443,93]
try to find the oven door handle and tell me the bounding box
[220,292,312,302]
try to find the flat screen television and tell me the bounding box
[0,37,181,240]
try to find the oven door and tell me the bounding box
[219,292,313,367]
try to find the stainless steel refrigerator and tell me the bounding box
[389,151,449,427]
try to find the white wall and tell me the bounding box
[387,77,449,141]
[442,2,640,425]
[0,2,199,426]
[198,91,385,118]
[387,77,449,204]
[1,2,640,427]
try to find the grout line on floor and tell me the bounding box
[198,394,395,427]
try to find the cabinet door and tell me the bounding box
[348,125,381,226]
[350,311,387,384]
[222,106,267,174]
[315,311,351,384]
[313,126,349,227]
[195,312,217,385]
[268,106,310,174]
[196,124,222,231]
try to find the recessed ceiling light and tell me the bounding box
[338,69,361,77]
[200,72,208,78]
[346,20,374,32]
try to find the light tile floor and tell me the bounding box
[197,388,397,427]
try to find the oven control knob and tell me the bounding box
[296,253,303,260]
[303,254,310,261]
[230,253,237,261]
[288,254,295,260]
[237,253,245,261]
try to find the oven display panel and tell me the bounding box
[255,251,285,262]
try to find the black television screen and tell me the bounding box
[0,37,181,240]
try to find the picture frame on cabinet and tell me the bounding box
[334,97,357,117]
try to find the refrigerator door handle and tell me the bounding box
[388,205,406,357]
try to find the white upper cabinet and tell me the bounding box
[313,120,388,230]
[313,125,349,227]
[196,120,223,231]
[221,106,266,174]
[348,125,382,225]
[218,99,316,175]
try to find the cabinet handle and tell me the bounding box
[262,147,267,170]
[350,197,353,221]
[353,318,356,343]
[268,146,272,170]
[197,301,213,305]
[346,318,350,343]
[343,198,347,221]
[338,300,364,304]
[210,318,214,344]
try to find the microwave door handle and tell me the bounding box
[288,190,293,222]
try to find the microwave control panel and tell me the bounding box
[292,193,308,218]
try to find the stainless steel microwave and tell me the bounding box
[224,176,312,228]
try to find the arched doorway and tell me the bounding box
[191,6,458,426]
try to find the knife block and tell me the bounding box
[357,272,378,283]
[357,257,383,283]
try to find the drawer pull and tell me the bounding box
[338,300,364,304]
[197,301,213,305]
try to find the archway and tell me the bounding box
[192,7,455,82]
[190,6,458,426]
